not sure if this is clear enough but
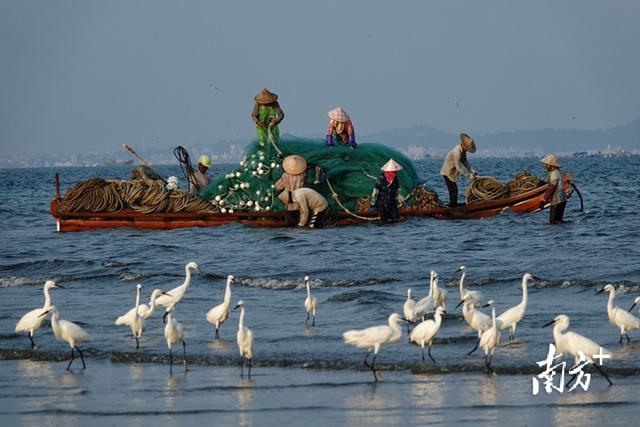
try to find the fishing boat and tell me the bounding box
[49,173,577,232]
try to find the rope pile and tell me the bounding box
[465,172,546,205]
[57,178,218,214]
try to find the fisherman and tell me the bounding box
[372,159,403,223]
[291,187,329,228]
[326,107,357,149]
[440,133,478,207]
[539,154,567,224]
[275,155,307,225]
[251,88,285,147]
[188,155,212,195]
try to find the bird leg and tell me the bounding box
[169,348,173,374]
[625,333,631,343]
[370,354,378,382]
[467,339,480,355]
[428,345,436,364]
[312,315,316,327]
[362,351,372,368]
[28,333,37,350]
[305,312,309,325]
[215,327,220,339]
[421,346,426,362]
[593,364,613,386]
[76,346,86,369]
[135,336,140,350]
[182,340,188,371]
[67,347,75,370]
[240,357,244,377]
[566,373,578,388]
[619,334,624,344]
[248,358,252,378]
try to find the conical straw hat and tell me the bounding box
[460,133,476,153]
[282,155,307,175]
[540,153,560,168]
[327,107,350,123]
[381,159,403,172]
[254,88,278,104]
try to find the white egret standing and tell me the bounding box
[116,288,169,325]
[414,271,437,320]
[164,307,187,373]
[457,266,484,307]
[155,261,203,311]
[206,275,235,338]
[15,280,62,349]
[455,294,493,355]
[343,313,406,382]
[410,306,445,363]
[234,300,254,377]
[304,275,317,327]
[543,314,613,385]
[497,273,535,340]
[433,275,447,312]
[599,284,640,343]
[40,306,91,370]
[479,300,501,374]
[403,288,417,333]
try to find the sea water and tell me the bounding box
[1,156,639,426]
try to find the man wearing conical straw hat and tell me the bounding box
[440,133,478,207]
[251,88,285,147]
[371,159,403,223]
[275,154,307,225]
[540,153,567,224]
[326,107,357,149]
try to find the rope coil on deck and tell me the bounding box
[465,172,546,205]
[57,178,218,214]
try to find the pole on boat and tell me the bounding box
[123,144,150,166]
[55,173,60,199]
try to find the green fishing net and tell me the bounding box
[200,136,420,213]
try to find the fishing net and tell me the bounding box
[200,136,429,213]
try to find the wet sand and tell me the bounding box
[0,358,636,427]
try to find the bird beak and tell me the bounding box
[629,302,638,313]
[482,303,491,308]
[400,317,408,322]
[456,267,463,273]
[542,319,555,328]
[163,311,169,324]
[196,267,205,275]
[596,287,605,294]
[38,309,52,318]
[531,276,542,281]
[455,299,464,309]
[162,292,171,296]
[233,304,241,310]
[55,284,65,289]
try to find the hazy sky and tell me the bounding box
[1,0,639,155]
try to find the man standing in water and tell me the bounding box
[251,88,285,146]
[440,133,478,207]
[540,154,567,224]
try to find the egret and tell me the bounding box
[234,300,254,377]
[15,280,62,349]
[414,271,437,320]
[497,273,535,340]
[164,307,187,373]
[403,288,417,332]
[433,274,447,312]
[155,261,203,311]
[40,306,91,370]
[409,306,445,363]
[303,276,317,327]
[116,288,169,325]
[343,313,406,382]
[479,300,501,375]
[206,275,234,338]
[457,266,484,307]
[543,314,613,385]
[599,284,640,343]
[629,297,640,314]
[456,294,493,355]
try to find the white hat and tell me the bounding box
[381,159,403,172]
[327,107,350,123]
[540,153,560,168]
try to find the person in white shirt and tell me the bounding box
[440,133,478,207]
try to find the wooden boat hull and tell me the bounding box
[50,176,573,232]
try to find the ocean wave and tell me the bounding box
[0,276,58,288]
[235,277,396,290]
[0,259,96,272]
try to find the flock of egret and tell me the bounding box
[13,263,640,384]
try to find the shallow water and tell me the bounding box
[1,156,639,425]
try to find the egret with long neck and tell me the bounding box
[599,284,640,343]
[458,266,484,307]
[479,300,501,375]
[15,280,63,349]
[156,261,202,311]
[41,306,91,370]
[304,276,318,327]
[497,273,535,340]
[206,275,235,338]
[234,300,254,377]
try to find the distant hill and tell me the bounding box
[363,119,640,155]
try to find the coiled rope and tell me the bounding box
[57,178,218,214]
[465,172,546,205]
